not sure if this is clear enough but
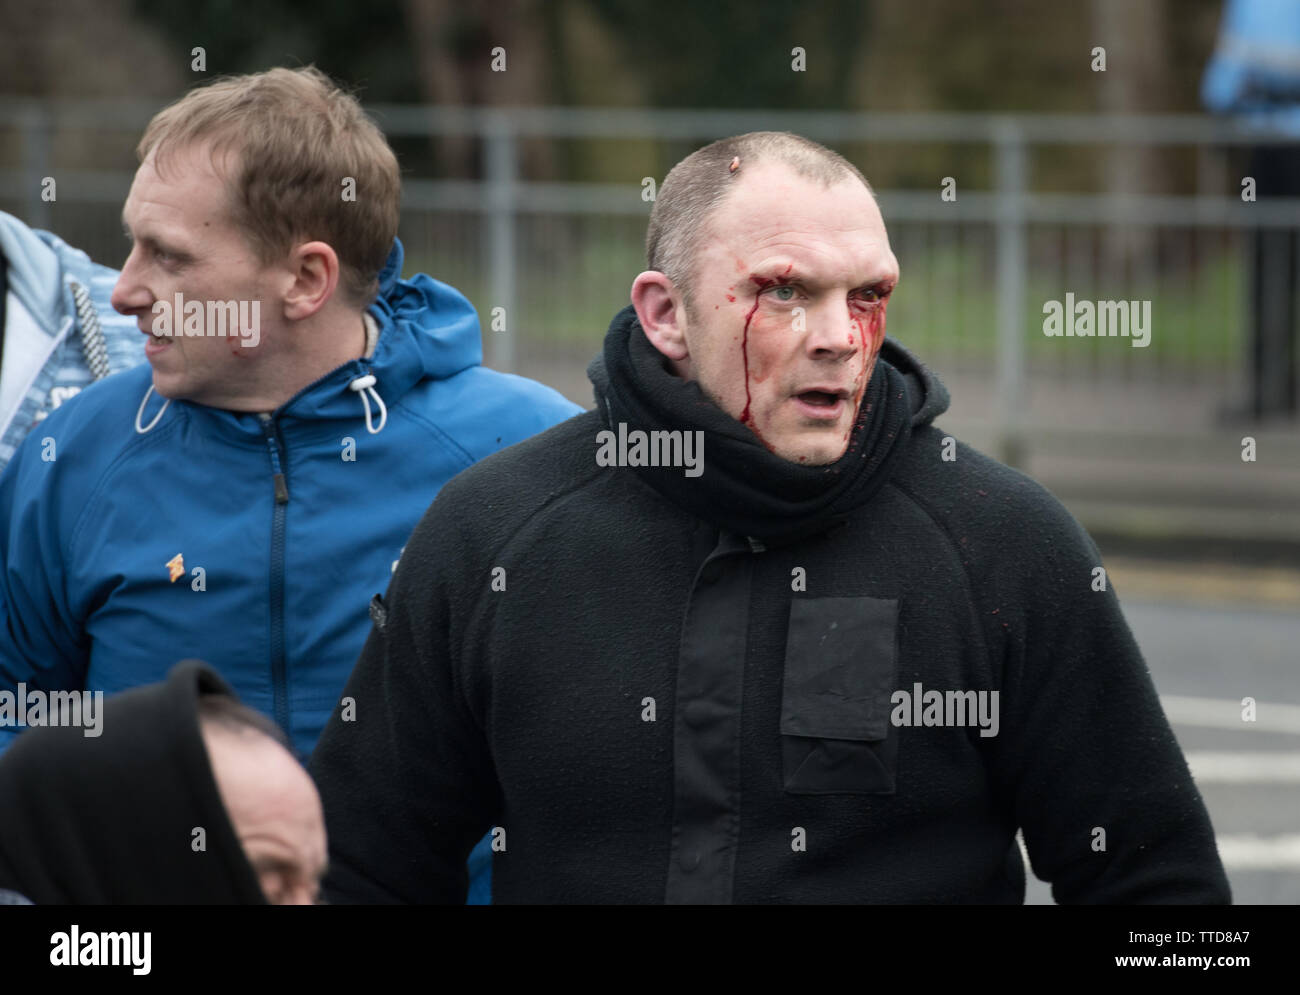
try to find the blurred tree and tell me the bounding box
[0,0,185,248]
[588,0,867,109]
[111,0,1230,196]
[403,0,557,177]
[131,0,418,101]
[0,0,181,100]
[1093,0,1172,265]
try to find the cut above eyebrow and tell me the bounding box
[752,268,897,291]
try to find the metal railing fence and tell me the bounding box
[4,101,1297,457]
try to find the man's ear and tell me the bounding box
[631,271,689,362]
[282,241,339,322]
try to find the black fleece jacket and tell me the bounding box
[311,306,1230,905]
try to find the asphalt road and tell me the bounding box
[1023,593,1300,905]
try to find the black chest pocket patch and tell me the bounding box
[780,595,899,795]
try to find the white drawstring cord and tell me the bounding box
[136,373,385,436]
[348,374,388,435]
[134,384,171,434]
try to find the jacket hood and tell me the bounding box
[877,335,951,429]
[369,236,483,383]
[282,239,480,421]
[133,237,484,436]
[280,237,482,421]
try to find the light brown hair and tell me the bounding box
[138,66,400,307]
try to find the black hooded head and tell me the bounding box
[0,661,267,904]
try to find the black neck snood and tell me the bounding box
[588,305,913,546]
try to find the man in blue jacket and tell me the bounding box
[0,66,579,902]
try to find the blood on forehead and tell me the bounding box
[746,263,795,291]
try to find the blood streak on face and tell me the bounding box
[737,279,768,431]
[843,296,889,444]
[853,298,887,397]
[738,272,788,437]
[740,269,889,455]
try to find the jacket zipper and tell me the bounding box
[258,413,291,739]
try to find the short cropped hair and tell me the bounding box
[137,66,400,307]
[197,693,291,750]
[646,131,873,308]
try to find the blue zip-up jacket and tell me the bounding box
[0,238,580,760]
[0,211,143,472]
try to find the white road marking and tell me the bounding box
[1215,834,1300,870]
[1186,751,1300,783]
[1162,695,1300,735]
[1020,698,1300,877]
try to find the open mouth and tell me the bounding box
[792,389,847,420]
[797,390,840,407]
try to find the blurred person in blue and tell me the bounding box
[0,67,579,904]
[1203,0,1300,422]
[0,210,142,473]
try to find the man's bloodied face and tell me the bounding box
[667,161,898,466]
